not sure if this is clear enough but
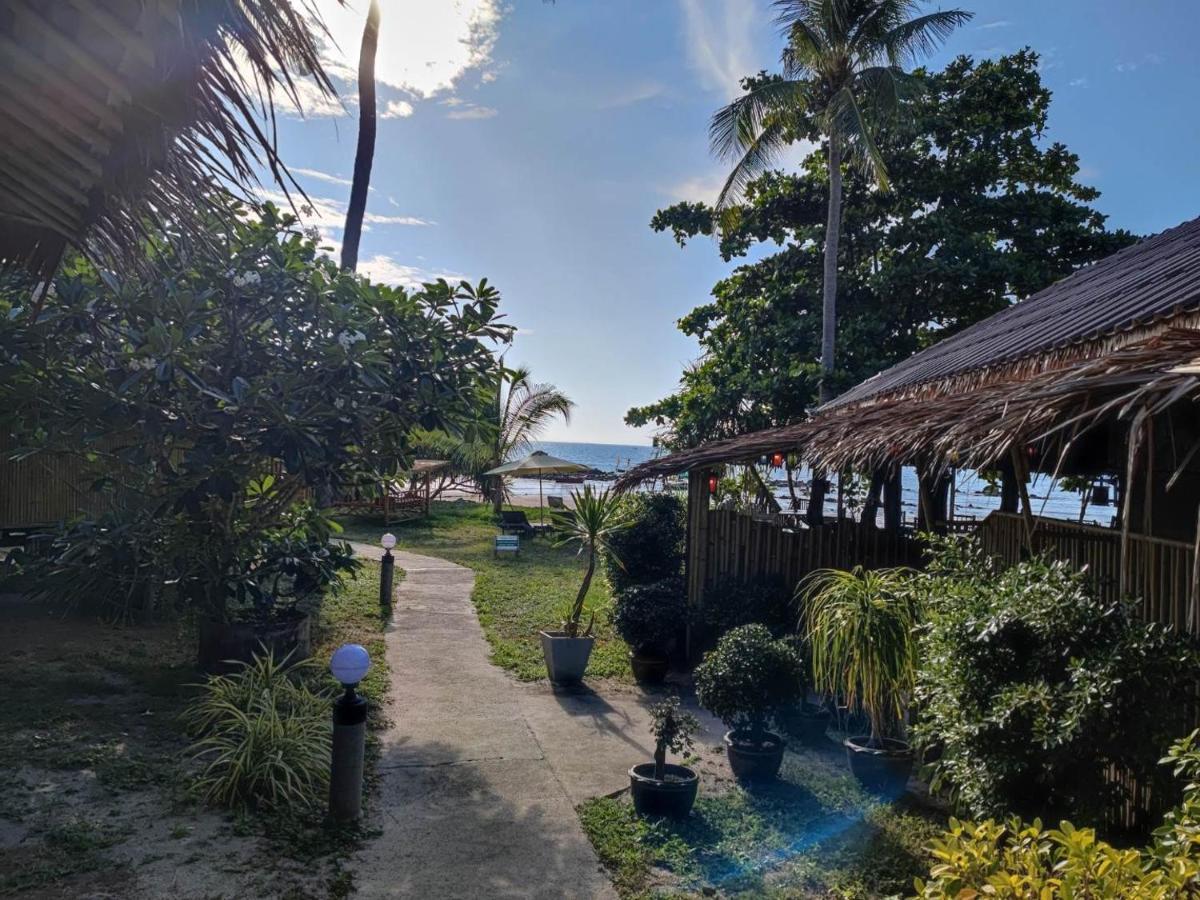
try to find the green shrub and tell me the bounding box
[915,731,1200,898]
[648,697,700,779]
[912,536,1200,826]
[698,573,794,642]
[182,651,333,812]
[610,577,687,654]
[602,492,685,593]
[694,624,803,741]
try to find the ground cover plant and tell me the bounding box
[915,730,1200,898]
[580,740,945,898]
[912,536,1200,829]
[337,501,630,680]
[0,558,390,898]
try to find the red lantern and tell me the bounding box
[707,473,719,495]
[771,451,785,468]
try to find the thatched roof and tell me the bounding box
[618,217,1200,488]
[0,0,335,274]
[829,216,1200,410]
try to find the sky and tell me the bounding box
[266,0,1200,446]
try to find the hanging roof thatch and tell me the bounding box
[0,0,336,274]
[618,216,1200,488]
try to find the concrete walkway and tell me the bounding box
[350,543,620,899]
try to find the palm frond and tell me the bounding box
[712,117,792,212]
[0,0,339,275]
[877,9,974,66]
[825,86,891,191]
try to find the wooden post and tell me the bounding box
[999,457,1019,514]
[1010,444,1036,555]
[1121,415,1148,597]
[806,468,827,527]
[882,465,902,532]
[860,469,884,527]
[685,470,709,661]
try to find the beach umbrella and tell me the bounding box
[483,450,589,523]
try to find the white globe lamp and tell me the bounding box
[330,643,371,688]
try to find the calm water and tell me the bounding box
[507,441,1114,527]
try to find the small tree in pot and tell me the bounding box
[542,486,630,682]
[773,638,832,746]
[629,697,700,817]
[800,566,918,797]
[610,576,687,683]
[694,624,803,782]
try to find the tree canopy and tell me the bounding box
[629,51,1136,450]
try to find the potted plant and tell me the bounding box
[694,624,803,782]
[542,486,630,683]
[800,566,918,796]
[774,638,832,746]
[610,577,687,683]
[629,697,701,817]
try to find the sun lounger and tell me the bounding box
[499,510,535,535]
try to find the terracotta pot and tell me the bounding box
[197,614,311,673]
[539,630,594,683]
[844,736,913,798]
[724,729,786,782]
[629,763,699,817]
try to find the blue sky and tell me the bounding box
[268,1,1200,445]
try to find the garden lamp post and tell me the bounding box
[380,532,396,608]
[329,643,371,823]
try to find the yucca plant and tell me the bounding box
[799,566,918,743]
[552,486,631,637]
[182,650,333,813]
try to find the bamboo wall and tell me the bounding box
[0,443,114,532]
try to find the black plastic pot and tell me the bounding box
[197,614,311,673]
[724,730,786,782]
[844,736,913,797]
[629,651,669,684]
[629,763,699,817]
[778,702,832,746]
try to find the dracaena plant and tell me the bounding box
[799,566,918,744]
[552,486,631,637]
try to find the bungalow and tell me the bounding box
[618,215,1200,637]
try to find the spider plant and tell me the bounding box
[799,566,918,744]
[552,486,631,637]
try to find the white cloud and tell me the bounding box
[317,0,503,99]
[292,167,354,187]
[597,81,668,110]
[678,0,764,97]
[976,20,1012,30]
[664,142,817,204]
[1117,52,1164,73]
[1069,77,1089,88]
[443,98,498,120]
[381,99,415,118]
[359,254,464,289]
[264,73,349,119]
[256,189,432,234]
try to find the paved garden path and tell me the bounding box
[349,543,622,899]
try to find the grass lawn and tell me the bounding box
[578,740,944,899]
[0,559,390,899]
[337,500,631,681]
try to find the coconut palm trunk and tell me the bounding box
[340,0,380,272]
[820,133,842,405]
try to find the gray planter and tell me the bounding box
[539,630,594,683]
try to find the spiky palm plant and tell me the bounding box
[710,0,971,403]
[799,565,918,743]
[553,486,631,637]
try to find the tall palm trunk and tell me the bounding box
[340,0,380,271]
[819,133,843,406]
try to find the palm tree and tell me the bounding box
[488,364,575,512]
[711,0,971,404]
[341,0,381,271]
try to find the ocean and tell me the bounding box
[507,440,1114,527]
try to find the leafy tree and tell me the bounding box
[631,51,1136,449]
[0,200,512,622]
[711,0,971,403]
